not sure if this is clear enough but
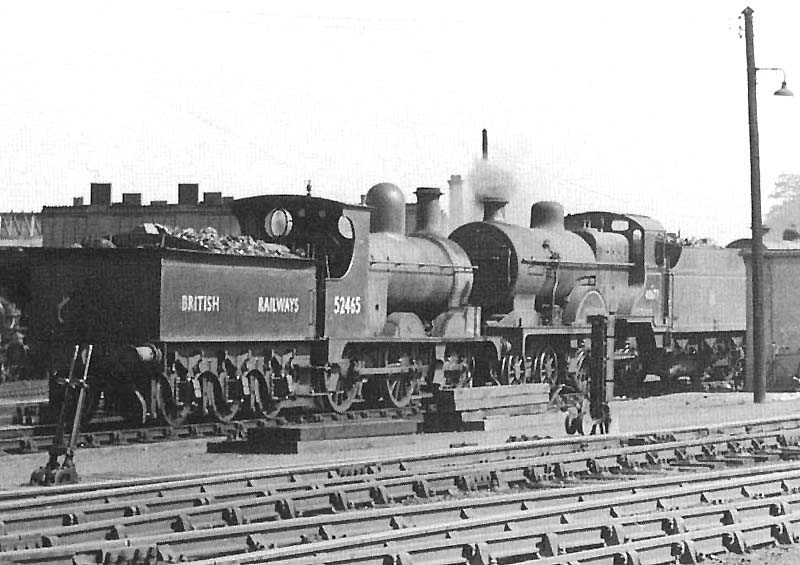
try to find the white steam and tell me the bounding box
[467,158,517,203]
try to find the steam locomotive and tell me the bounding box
[17,177,745,425]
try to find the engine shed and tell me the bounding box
[743,245,800,391]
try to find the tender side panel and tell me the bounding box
[28,249,162,345]
[159,254,317,342]
[669,247,745,333]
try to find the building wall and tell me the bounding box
[40,184,241,247]
[744,248,800,391]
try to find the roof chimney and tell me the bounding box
[122,193,142,206]
[90,183,111,206]
[203,192,222,205]
[178,183,199,205]
[413,187,443,234]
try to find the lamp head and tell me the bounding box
[775,81,794,96]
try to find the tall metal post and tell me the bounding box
[743,7,766,403]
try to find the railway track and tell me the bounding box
[0,406,424,455]
[3,416,800,564]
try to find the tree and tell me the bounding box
[765,173,800,243]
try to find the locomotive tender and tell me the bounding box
[23,180,745,425]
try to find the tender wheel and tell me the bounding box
[532,346,559,386]
[381,372,416,408]
[156,374,191,426]
[321,364,358,413]
[117,388,147,426]
[200,371,240,423]
[245,370,280,419]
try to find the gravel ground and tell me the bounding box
[3,391,800,562]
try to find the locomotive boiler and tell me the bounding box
[449,198,626,388]
[365,183,474,330]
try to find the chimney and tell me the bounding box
[482,129,488,160]
[203,192,222,205]
[90,183,111,206]
[482,197,507,222]
[122,193,142,206]
[73,197,84,207]
[178,183,199,205]
[447,174,463,229]
[414,187,443,234]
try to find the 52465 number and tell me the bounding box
[333,295,361,315]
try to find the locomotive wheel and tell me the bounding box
[200,371,240,423]
[113,388,147,426]
[321,364,358,413]
[456,357,475,388]
[156,374,191,427]
[381,372,416,408]
[532,347,559,386]
[246,370,280,418]
[568,350,588,394]
[499,355,525,385]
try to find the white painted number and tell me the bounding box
[334,295,361,315]
[644,288,660,301]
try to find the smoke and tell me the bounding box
[467,157,517,203]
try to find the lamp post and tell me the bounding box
[742,6,793,404]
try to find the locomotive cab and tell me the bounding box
[232,195,360,282]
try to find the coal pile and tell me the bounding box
[166,225,292,256]
[103,223,294,257]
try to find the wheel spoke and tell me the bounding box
[323,364,358,413]
[532,347,559,387]
[157,375,190,426]
[202,372,240,423]
[382,373,414,408]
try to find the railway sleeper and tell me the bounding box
[9,471,800,564]
[218,497,800,565]
[3,441,800,544]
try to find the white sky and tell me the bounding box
[1,1,799,244]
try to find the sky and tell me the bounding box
[1,1,799,245]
